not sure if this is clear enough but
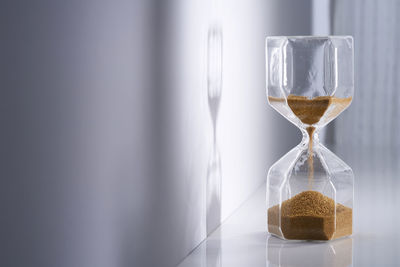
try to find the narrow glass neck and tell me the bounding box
[300,127,320,148]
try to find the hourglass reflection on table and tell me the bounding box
[266,36,354,241]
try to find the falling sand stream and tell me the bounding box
[269,94,352,189]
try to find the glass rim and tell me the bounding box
[266,35,353,41]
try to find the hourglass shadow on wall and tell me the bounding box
[206,233,222,267]
[266,236,353,267]
[206,25,223,235]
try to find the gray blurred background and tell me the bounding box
[0,0,398,267]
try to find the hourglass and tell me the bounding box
[266,36,354,241]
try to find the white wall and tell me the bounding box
[0,1,314,267]
[333,0,400,147]
[2,1,152,267]
[219,0,313,221]
[147,1,313,266]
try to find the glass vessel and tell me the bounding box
[266,36,354,241]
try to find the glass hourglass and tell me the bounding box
[266,36,354,241]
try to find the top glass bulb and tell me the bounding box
[266,36,354,130]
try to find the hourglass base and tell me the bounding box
[266,143,354,241]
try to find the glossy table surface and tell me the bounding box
[178,146,400,267]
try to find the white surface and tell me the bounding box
[178,185,354,267]
[178,145,400,267]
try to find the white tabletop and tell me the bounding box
[178,146,400,267]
